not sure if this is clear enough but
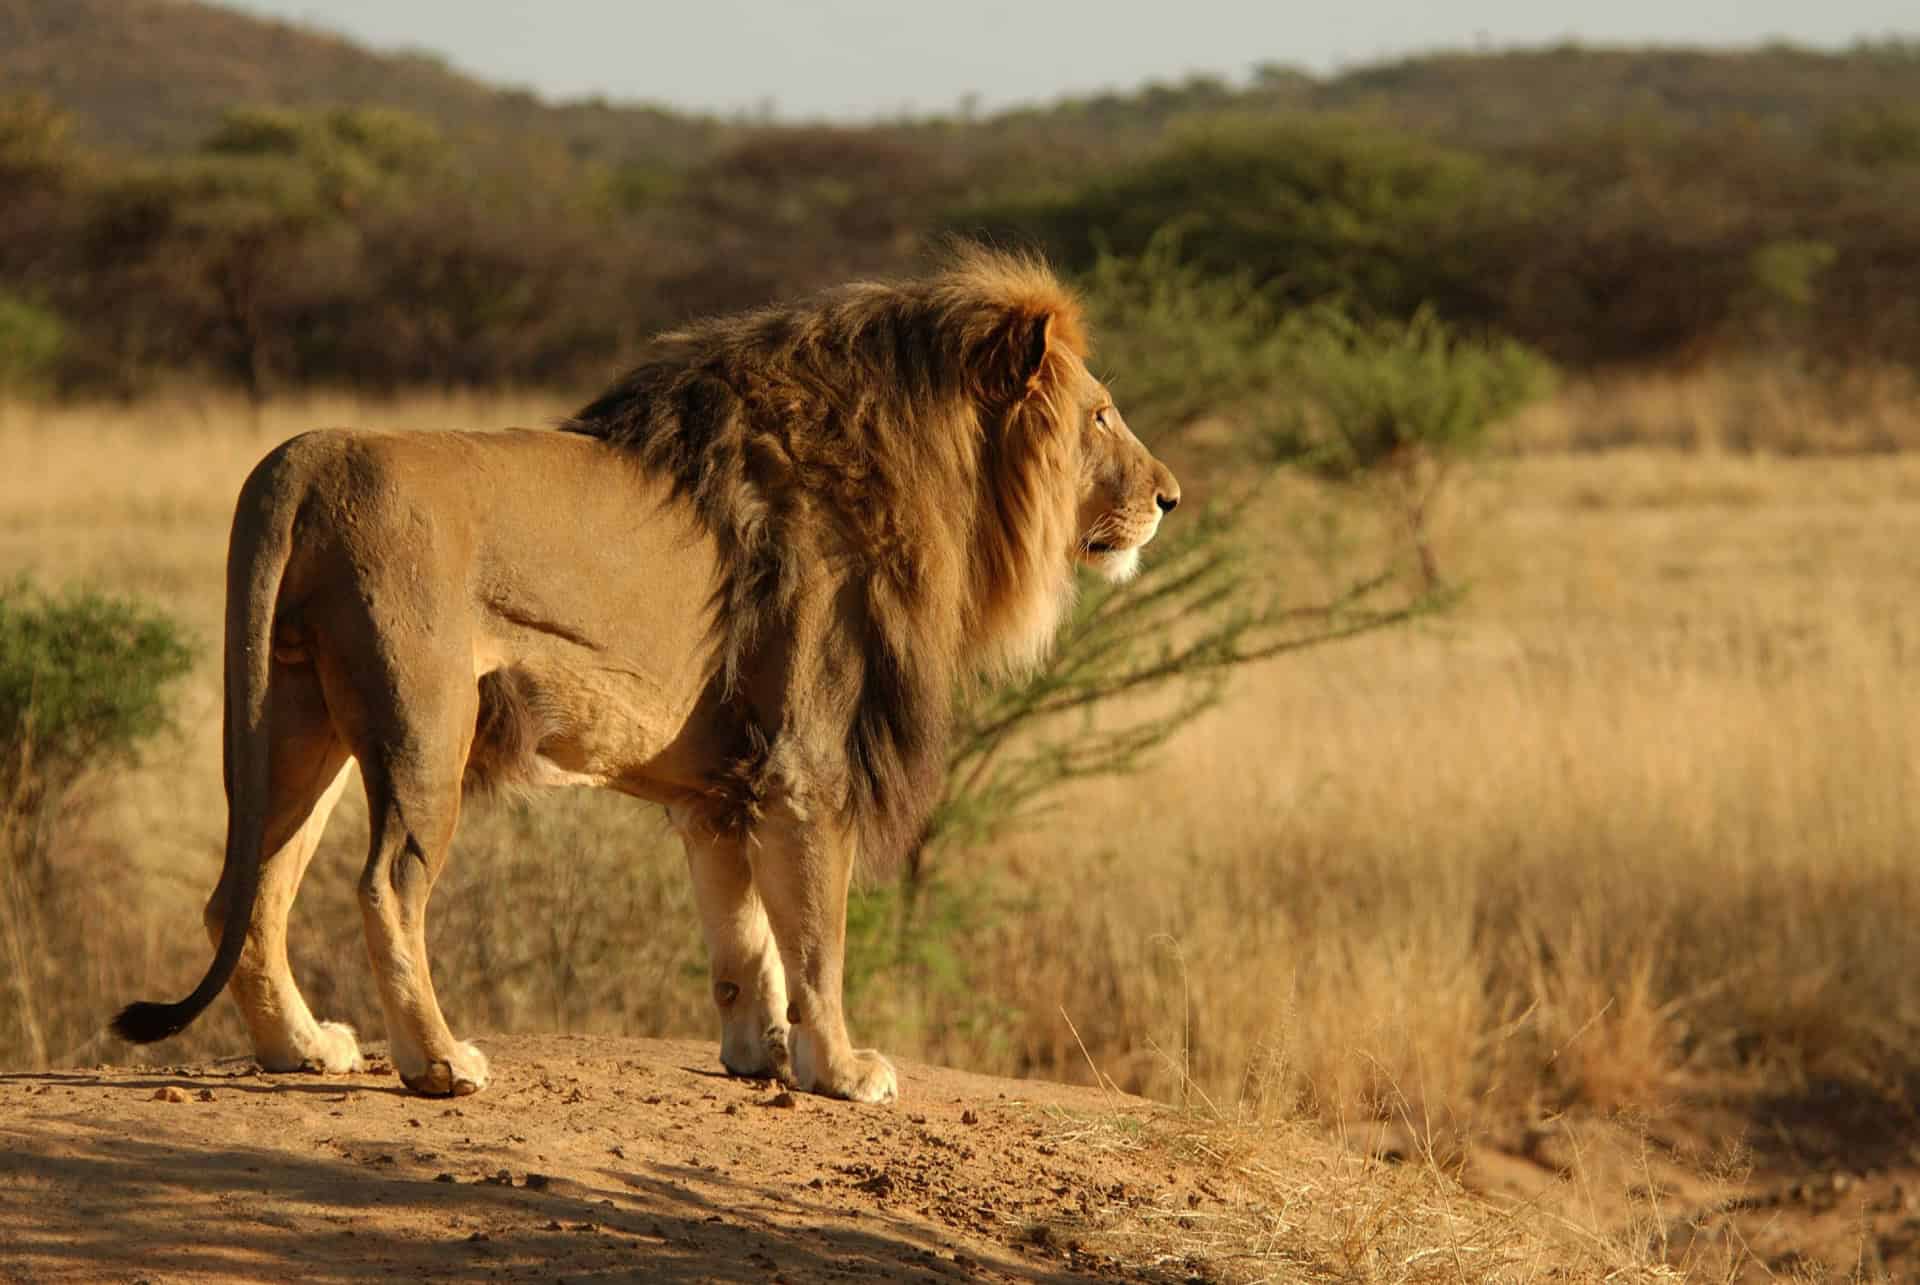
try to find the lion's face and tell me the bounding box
[1073,387,1180,584]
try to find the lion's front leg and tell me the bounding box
[747,808,897,1104]
[679,827,791,1081]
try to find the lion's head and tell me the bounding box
[1073,390,1180,584]
[566,247,1180,865]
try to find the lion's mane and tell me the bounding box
[562,248,1092,870]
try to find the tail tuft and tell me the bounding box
[111,1001,192,1045]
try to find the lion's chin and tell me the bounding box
[1081,544,1142,584]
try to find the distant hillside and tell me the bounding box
[3,0,1916,394]
[0,0,728,163]
[1004,42,1920,144]
[5,0,1916,163]
[1316,43,1920,141]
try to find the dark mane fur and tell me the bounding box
[562,248,1091,872]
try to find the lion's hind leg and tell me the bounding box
[203,662,362,1075]
[677,820,791,1081]
[318,636,490,1099]
[355,768,490,1097]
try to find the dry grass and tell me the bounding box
[3,371,1918,1276]
[972,435,1920,1120]
[1503,358,1920,455]
[1053,1106,1659,1283]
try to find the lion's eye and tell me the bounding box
[1093,408,1110,431]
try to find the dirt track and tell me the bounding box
[0,1035,1219,1284]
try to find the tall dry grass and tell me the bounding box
[3,375,1917,1162]
[1504,358,1920,455]
[958,433,1920,1128]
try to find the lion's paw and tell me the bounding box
[821,1049,897,1104]
[839,1049,898,1104]
[399,1041,490,1097]
[721,1019,791,1082]
[793,1031,897,1104]
[256,1020,365,1076]
[301,1021,367,1074]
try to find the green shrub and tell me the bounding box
[0,93,73,188]
[1271,306,1555,479]
[1749,239,1837,312]
[966,114,1499,321]
[1270,307,1553,588]
[0,578,195,812]
[0,295,63,392]
[1821,104,1920,169]
[0,579,194,1068]
[1073,234,1292,434]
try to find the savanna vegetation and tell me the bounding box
[4,1,1919,1276]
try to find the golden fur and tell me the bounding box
[113,249,1179,1104]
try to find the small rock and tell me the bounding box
[195,1089,216,1103]
[151,1087,188,1103]
[767,1091,798,1109]
[961,1109,979,1125]
[725,1103,740,1115]
[523,1173,551,1191]
[608,1144,626,1159]
[434,1173,456,1184]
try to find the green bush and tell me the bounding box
[1271,306,1555,479]
[1270,307,1553,588]
[0,294,63,391]
[1072,235,1292,434]
[0,579,194,1068]
[0,579,195,812]
[1821,104,1920,169]
[965,114,1500,321]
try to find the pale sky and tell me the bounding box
[217,0,1918,120]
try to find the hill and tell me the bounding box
[6,0,1918,162]
[0,0,728,163]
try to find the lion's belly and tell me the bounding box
[453,430,735,804]
[482,649,713,794]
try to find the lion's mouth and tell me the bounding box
[1084,540,1118,556]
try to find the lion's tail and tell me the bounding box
[112,442,307,1046]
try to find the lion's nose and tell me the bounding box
[1154,466,1181,514]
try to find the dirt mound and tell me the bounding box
[0,1034,1627,1283]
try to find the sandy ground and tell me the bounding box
[0,1034,1246,1284]
[5,1033,1909,1281]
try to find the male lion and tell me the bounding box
[113,249,1180,1102]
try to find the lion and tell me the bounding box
[111,248,1181,1102]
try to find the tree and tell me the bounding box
[1269,307,1555,590]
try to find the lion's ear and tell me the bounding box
[978,309,1059,408]
[1013,311,1054,400]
